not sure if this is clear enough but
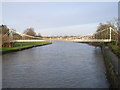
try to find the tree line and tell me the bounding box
[0,25,42,47]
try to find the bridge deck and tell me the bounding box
[11,39,112,43]
[72,39,111,42]
[12,40,46,42]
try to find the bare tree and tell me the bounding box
[37,33,42,37]
[107,18,120,30]
[97,23,114,32]
[23,28,36,36]
[0,25,11,47]
[2,34,10,43]
[0,25,9,35]
[107,18,120,46]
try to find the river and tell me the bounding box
[3,41,109,88]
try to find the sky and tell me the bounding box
[1,2,118,36]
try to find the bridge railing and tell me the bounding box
[9,29,41,41]
[72,27,119,43]
[93,27,119,42]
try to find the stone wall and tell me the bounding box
[101,46,119,88]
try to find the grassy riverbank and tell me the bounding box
[107,43,120,57]
[0,42,52,53]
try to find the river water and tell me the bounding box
[3,41,109,88]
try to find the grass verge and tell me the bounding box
[0,42,52,54]
[107,43,120,57]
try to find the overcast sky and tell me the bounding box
[1,2,118,36]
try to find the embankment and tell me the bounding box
[101,45,119,88]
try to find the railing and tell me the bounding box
[13,40,46,42]
[9,29,41,42]
[73,39,111,42]
[93,27,118,41]
[6,27,119,43]
[73,27,119,43]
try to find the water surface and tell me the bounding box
[3,41,109,88]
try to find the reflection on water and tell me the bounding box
[3,41,109,88]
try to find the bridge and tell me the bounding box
[6,29,44,42]
[4,27,119,43]
[13,40,46,42]
[72,39,112,42]
[71,27,119,43]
